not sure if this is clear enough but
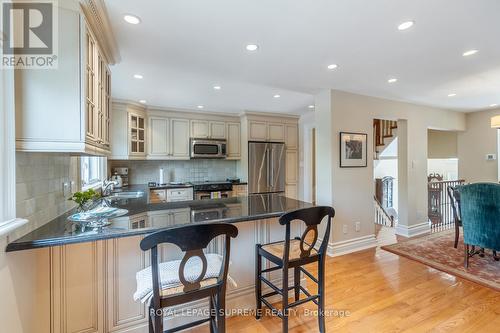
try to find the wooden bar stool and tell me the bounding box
[255,206,335,333]
[139,223,238,333]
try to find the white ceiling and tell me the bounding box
[104,0,500,115]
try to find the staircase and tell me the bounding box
[373,119,397,160]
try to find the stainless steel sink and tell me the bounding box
[107,191,144,199]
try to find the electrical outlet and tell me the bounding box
[342,224,348,234]
[62,182,71,198]
[355,222,361,232]
[486,154,496,161]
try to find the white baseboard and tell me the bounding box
[323,234,378,257]
[395,221,430,238]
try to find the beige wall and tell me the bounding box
[315,90,466,244]
[458,109,500,183]
[428,130,458,159]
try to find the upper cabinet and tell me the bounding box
[226,122,241,159]
[248,121,286,142]
[15,3,118,155]
[190,120,226,139]
[190,120,209,139]
[285,124,298,150]
[112,106,240,161]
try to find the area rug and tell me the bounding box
[381,230,500,291]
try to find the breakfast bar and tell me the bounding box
[6,191,313,333]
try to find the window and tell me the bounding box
[81,156,106,189]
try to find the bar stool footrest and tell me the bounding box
[163,317,211,333]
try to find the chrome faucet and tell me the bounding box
[102,179,118,196]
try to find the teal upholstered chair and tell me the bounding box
[458,183,500,268]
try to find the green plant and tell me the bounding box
[69,188,101,206]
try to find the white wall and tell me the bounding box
[314,90,466,247]
[458,109,500,182]
[428,159,459,181]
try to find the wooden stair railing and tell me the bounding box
[374,196,395,227]
[373,119,397,158]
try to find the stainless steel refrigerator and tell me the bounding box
[248,142,285,194]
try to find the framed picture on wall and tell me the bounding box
[340,132,368,167]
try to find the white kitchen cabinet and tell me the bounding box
[166,187,193,202]
[145,117,189,160]
[268,123,285,142]
[15,6,112,155]
[249,121,268,141]
[285,124,298,149]
[129,113,146,157]
[170,119,190,159]
[190,120,209,138]
[285,184,298,199]
[226,122,241,159]
[286,150,298,184]
[148,117,169,156]
[209,121,226,139]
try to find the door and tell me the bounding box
[248,142,270,194]
[226,122,241,159]
[148,117,169,156]
[170,119,190,158]
[190,120,209,138]
[270,143,286,192]
[209,121,226,139]
[268,123,285,142]
[249,121,268,141]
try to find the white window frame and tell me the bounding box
[81,156,107,191]
[0,67,28,235]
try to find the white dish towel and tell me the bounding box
[134,253,236,304]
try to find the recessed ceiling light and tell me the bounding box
[133,74,143,79]
[273,94,281,98]
[123,14,141,25]
[327,64,338,70]
[308,105,315,109]
[388,78,398,83]
[490,104,498,107]
[197,105,204,109]
[246,44,259,51]
[398,21,414,31]
[139,99,146,104]
[213,85,221,90]
[448,93,457,97]
[462,49,479,57]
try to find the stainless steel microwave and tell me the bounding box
[190,138,227,159]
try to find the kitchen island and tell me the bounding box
[6,191,313,333]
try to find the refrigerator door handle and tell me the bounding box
[270,148,274,187]
[266,149,271,187]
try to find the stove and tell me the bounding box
[192,181,233,200]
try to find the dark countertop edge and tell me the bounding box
[5,212,283,252]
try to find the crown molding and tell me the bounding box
[79,0,121,64]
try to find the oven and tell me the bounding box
[195,190,232,200]
[190,138,227,159]
[192,181,233,200]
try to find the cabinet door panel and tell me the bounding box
[285,124,298,149]
[268,123,285,142]
[209,121,226,139]
[190,120,209,138]
[286,150,298,184]
[107,237,148,331]
[286,184,298,199]
[148,117,169,156]
[249,121,268,141]
[226,122,241,159]
[170,119,190,158]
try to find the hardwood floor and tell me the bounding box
[192,242,500,332]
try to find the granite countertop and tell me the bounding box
[6,187,312,252]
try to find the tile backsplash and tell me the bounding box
[14,152,78,238]
[109,159,239,184]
